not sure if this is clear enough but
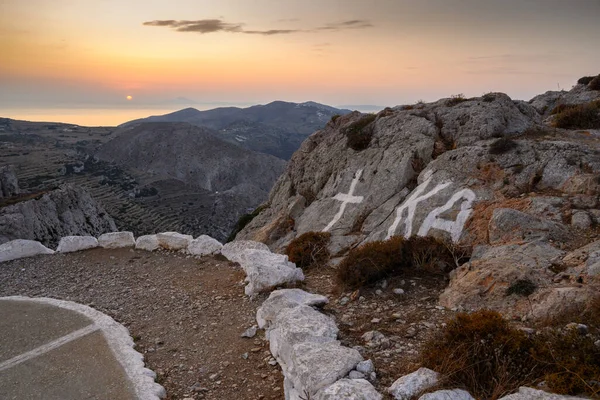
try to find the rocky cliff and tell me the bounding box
[0,183,117,248]
[239,79,600,320]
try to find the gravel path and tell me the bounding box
[0,248,283,400]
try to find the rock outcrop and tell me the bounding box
[0,239,54,262]
[0,184,117,248]
[238,82,600,320]
[0,166,19,198]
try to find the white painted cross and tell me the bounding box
[323,169,364,232]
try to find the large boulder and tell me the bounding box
[0,239,54,263]
[388,368,439,400]
[56,236,98,253]
[221,240,270,264]
[156,232,192,251]
[188,235,223,256]
[135,235,160,251]
[257,289,329,329]
[488,208,569,245]
[315,379,382,400]
[98,232,135,249]
[237,249,304,296]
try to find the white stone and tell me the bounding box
[56,236,98,253]
[98,232,135,249]
[288,341,363,398]
[256,289,329,329]
[315,379,382,400]
[188,235,223,256]
[349,371,366,379]
[498,387,587,400]
[156,232,192,251]
[135,235,160,251]
[419,389,475,400]
[388,368,440,400]
[393,288,405,295]
[356,359,375,375]
[0,239,54,263]
[269,305,339,371]
[221,240,270,264]
[237,249,304,296]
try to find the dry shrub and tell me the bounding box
[345,114,377,151]
[285,232,331,270]
[578,75,596,85]
[421,310,600,399]
[477,162,505,185]
[489,137,518,155]
[553,100,600,129]
[226,204,268,242]
[335,236,457,289]
[446,94,467,107]
[589,76,600,91]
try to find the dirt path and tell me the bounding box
[0,248,282,400]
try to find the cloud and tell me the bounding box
[143,18,373,36]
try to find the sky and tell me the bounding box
[1,0,600,124]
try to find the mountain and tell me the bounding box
[121,101,352,160]
[96,122,287,240]
[237,79,600,322]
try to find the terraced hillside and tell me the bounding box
[0,118,285,241]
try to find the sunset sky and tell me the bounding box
[1,0,600,124]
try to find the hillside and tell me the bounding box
[238,79,600,320]
[121,101,352,160]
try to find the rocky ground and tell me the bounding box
[0,249,283,400]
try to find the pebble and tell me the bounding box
[371,318,381,323]
[356,359,375,374]
[393,288,405,295]
[339,296,350,306]
[241,326,258,338]
[349,370,366,379]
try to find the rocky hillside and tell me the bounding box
[96,122,286,240]
[238,78,600,320]
[0,172,116,247]
[122,101,352,159]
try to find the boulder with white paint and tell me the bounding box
[221,240,270,264]
[287,341,363,398]
[56,236,98,253]
[419,389,475,400]
[498,387,587,400]
[98,232,135,249]
[156,232,192,251]
[0,239,54,263]
[257,288,329,329]
[135,235,160,251]
[238,249,304,296]
[188,235,223,256]
[388,368,439,400]
[268,305,339,369]
[315,379,382,400]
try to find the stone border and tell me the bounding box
[2,296,166,400]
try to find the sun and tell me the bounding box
[126,95,133,101]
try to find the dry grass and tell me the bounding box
[420,310,600,399]
[285,232,331,270]
[553,100,600,130]
[335,236,457,289]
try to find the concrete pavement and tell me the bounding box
[0,297,165,400]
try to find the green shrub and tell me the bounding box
[344,114,376,151]
[482,93,496,102]
[330,114,341,123]
[489,137,518,155]
[226,204,267,242]
[285,232,331,270]
[421,310,600,399]
[553,100,600,129]
[506,279,537,296]
[335,236,456,289]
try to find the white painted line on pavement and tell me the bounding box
[0,324,99,372]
